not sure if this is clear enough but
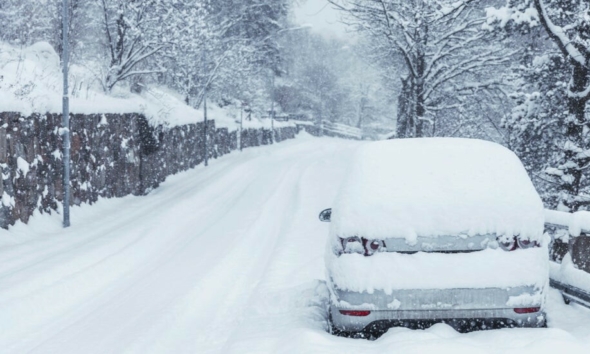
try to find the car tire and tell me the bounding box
[562,293,571,305]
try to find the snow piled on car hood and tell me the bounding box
[330,138,544,243]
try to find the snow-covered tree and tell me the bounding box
[271,29,394,130]
[487,0,590,211]
[167,0,293,111]
[96,0,193,92]
[331,0,514,138]
[210,0,290,70]
[0,0,89,62]
[156,1,212,104]
[0,1,51,46]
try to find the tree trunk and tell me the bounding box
[396,76,412,138]
[531,0,590,211]
[414,27,428,138]
[563,63,590,211]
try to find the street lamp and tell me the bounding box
[239,102,249,151]
[268,24,312,144]
[62,0,71,228]
[202,49,209,167]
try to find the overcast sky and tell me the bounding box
[293,0,354,41]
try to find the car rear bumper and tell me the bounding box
[330,306,546,332]
[329,286,547,332]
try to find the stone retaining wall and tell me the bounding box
[0,112,296,228]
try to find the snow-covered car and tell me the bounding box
[321,138,549,337]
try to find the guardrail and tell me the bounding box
[322,122,362,140]
[545,209,590,308]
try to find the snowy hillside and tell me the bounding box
[0,41,289,130]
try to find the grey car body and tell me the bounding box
[323,230,547,335]
[321,139,548,337]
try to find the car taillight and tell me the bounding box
[340,236,363,254]
[497,235,540,251]
[514,307,541,314]
[517,237,539,249]
[363,238,384,256]
[340,237,384,256]
[369,240,382,250]
[339,310,371,316]
[498,236,517,251]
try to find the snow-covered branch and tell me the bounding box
[532,0,587,68]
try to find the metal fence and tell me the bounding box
[545,209,590,307]
[293,120,363,140]
[322,121,363,140]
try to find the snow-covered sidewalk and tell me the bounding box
[0,135,589,353]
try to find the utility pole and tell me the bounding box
[239,104,243,151]
[319,92,324,137]
[270,73,275,144]
[203,88,208,167]
[62,0,71,228]
[202,50,208,167]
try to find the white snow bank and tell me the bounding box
[0,41,292,130]
[330,138,545,242]
[0,41,62,114]
[550,256,590,294]
[327,246,549,293]
[545,209,590,237]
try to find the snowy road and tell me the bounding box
[1,134,590,354]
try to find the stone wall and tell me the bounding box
[0,112,296,228]
[570,235,590,274]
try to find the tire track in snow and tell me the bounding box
[0,158,261,307]
[4,139,333,353]
[0,150,266,277]
[119,156,311,353]
[0,143,306,353]
[220,146,360,354]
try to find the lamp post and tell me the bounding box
[270,73,275,144]
[202,50,208,167]
[238,105,242,151]
[203,88,208,167]
[239,102,246,151]
[62,0,71,228]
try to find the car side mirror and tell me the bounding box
[319,208,332,222]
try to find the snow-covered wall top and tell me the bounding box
[0,41,292,131]
[330,138,545,242]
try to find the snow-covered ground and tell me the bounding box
[0,134,589,353]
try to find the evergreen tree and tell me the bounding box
[488,0,590,211]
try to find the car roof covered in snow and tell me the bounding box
[330,138,545,242]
